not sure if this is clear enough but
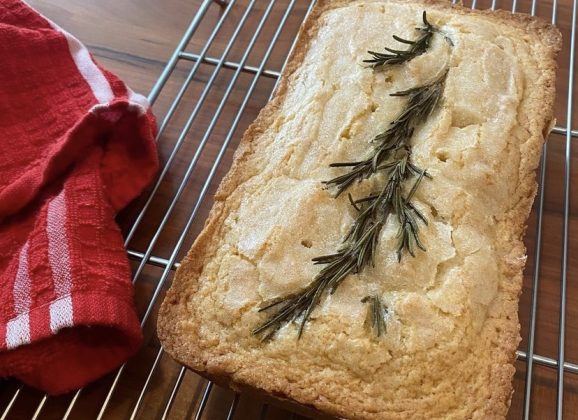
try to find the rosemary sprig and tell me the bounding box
[364,11,435,69]
[253,150,427,340]
[324,70,447,197]
[362,295,388,337]
[252,17,450,340]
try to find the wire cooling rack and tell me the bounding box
[1,0,576,418]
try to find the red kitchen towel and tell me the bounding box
[0,0,158,394]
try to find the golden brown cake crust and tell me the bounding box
[158,1,561,418]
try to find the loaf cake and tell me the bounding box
[158,1,561,418]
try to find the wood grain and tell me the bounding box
[2,0,577,418]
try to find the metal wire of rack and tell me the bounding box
[1,0,576,418]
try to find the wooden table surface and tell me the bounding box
[1,0,577,418]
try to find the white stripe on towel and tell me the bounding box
[46,190,74,333]
[6,242,32,349]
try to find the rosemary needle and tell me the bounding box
[362,295,388,337]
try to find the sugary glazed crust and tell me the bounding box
[158,1,561,418]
